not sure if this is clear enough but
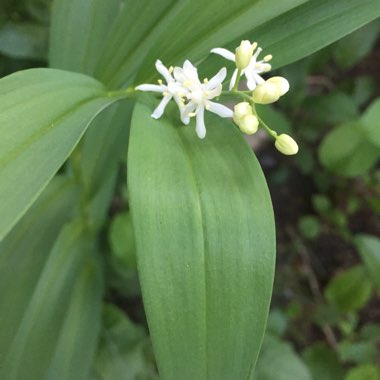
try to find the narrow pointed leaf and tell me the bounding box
[0,220,103,380]
[0,176,79,353]
[0,68,121,240]
[128,102,275,380]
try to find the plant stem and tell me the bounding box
[250,102,278,139]
[107,86,136,99]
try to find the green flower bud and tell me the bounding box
[251,82,280,104]
[238,114,259,135]
[235,40,256,70]
[275,134,299,155]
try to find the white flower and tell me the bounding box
[174,60,233,139]
[135,59,187,119]
[211,42,272,91]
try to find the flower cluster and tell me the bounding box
[136,40,298,155]
[136,60,232,139]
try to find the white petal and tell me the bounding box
[183,60,200,84]
[229,68,239,91]
[135,84,163,92]
[173,67,186,83]
[181,102,197,125]
[151,95,172,119]
[207,101,233,118]
[195,106,206,139]
[206,67,227,89]
[155,59,173,83]
[253,73,265,85]
[245,70,257,91]
[210,48,235,62]
[205,84,222,99]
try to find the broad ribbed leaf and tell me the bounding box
[128,102,275,380]
[0,220,103,380]
[50,0,304,85]
[196,0,380,79]
[99,0,303,87]
[49,0,124,75]
[0,68,121,240]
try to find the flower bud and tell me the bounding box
[251,82,280,104]
[275,134,299,155]
[235,40,255,70]
[238,114,259,135]
[233,102,252,124]
[267,76,290,96]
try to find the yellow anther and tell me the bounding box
[169,66,174,73]
[158,79,163,85]
[205,104,211,110]
[203,78,209,84]
[264,54,272,62]
[252,42,258,50]
[188,112,197,117]
[162,91,169,96]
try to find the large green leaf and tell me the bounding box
[101,0,304,87]
[200,0,380,78]
[0,68,122,240]
[0,220,103,380]
[0,176,79,353]
[49,0,124,75]
[128,102,275,380]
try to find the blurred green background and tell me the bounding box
[1,1,379,379]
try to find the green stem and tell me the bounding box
[107,86,136,99]
[250,101,278,139]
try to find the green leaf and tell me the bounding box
[92,305,158,380]
[345,365,380,380]
[355,234,380,292]
[0,21,48,59]
[128,102,275,380]
[0,220,103,380]
[361,98,380,149]
[44,251,103,380]
[0,176,79,354]
[128,0,304,86]
[253,335,312,380]
[0,68,121,240]
[201,0,380,76]
[333,19,380,69]
[318,122,379,177]
[303,342,344,380]
[338,340,377,365]
[324,265,373,313]
[49,0,124,75]
[245,0,380,70]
